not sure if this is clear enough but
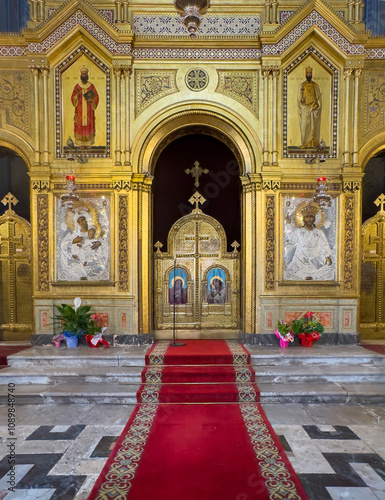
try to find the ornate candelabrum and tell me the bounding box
[313,176,332,211]
[173,0,210,38]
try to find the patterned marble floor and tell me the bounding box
[0,403,384,499]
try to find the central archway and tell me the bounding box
[152,132,241,338]
[132,107,261,337]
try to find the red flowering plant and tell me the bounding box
[291,311,324,346]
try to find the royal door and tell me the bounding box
[154,193,240,332]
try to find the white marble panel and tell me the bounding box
[272,425,334,473]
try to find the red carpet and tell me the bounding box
[362,345,385,355]
[138,340,259,404]
[0,345,30,369]
[88,340,309,500]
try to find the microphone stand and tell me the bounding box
[171,257,184,347]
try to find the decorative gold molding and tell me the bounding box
[265,195,275,290]
[343,181,361,192]
[135,70,178,117]
[216,70,259,116]
[32,180,50,192]
[344,196,354,290]
[37,194,49,291]
[113,180,131,192]
[118,195,129,292]
[263,180,280,191]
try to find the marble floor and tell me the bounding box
[0,402,384,499]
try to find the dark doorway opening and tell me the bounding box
[0,148,30,221]
[362,149,385,223]
[153,134,241,252]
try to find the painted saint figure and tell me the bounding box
[208,277,226,304]
[71,66,99,147]
[285,203,333,281]
[298,66,322,149]
[169,277,187,304]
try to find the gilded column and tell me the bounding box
[348,0,354,22]
[343,68,353,166]
[262,68,271,165]
[271,69,279,165]
[37,0,45,22]
[122,0,129,23]
[354,0,362,22]
[124,67,132,167]
[115,0,122,22]
[29,0,37,22]
[114,67,122,166]
[264,0,271,23]
[352,68,362,166]
[271,0,278,23]
[41,65,50,166]
[30,64,40,166]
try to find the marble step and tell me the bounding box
[6,346,149,368]
[0,381,384,404]
[258,382,385,404]
[248,346,385,366]
[252,365,385,383]
[1,362,385,386]
[0,365,143,385]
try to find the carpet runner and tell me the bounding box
[0,345,30,370]
[88,340,309,500]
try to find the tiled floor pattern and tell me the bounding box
[0,404,384,499]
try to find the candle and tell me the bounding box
[66,175,75,181]
[317,177,326,182]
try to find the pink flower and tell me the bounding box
[304,311,314,318]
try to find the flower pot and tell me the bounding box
[54,341,61,348]
[298,335,314,347]
[64,335,79,348]
[279,338,290,348]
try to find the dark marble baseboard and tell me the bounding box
[240,332,360,346]
[30,333,154,346]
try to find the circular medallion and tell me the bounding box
[185,68,209,92]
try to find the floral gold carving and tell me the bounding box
[266,195,275,290]
[185,68,209,91]
[119,195,129,291]
[344,196,354,290]
[37,194,49,291]
[135,70,178,116]
[363,71,385,136]
[216,70,258,116]
[0,71,28,132]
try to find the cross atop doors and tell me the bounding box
[185,161,209,188]
[374,194,385,213]
[1,193,18,214]
[189,191,206,213]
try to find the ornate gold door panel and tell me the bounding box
[154,197,240,330]
[0,193,32,340]
[360,195,385,338]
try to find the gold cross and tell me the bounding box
[185,161,209,188]
[189,191,206,212]
[154,241,163,255]
[231,241,240,253]
[1,193,18,213]
[375,194,385,212]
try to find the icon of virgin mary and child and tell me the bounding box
[59,211,108,281]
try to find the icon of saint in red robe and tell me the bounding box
[71,66,99,147]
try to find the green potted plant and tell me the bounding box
[275,321,295,348]
[54,297,100,348]
[291,311,324,347]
